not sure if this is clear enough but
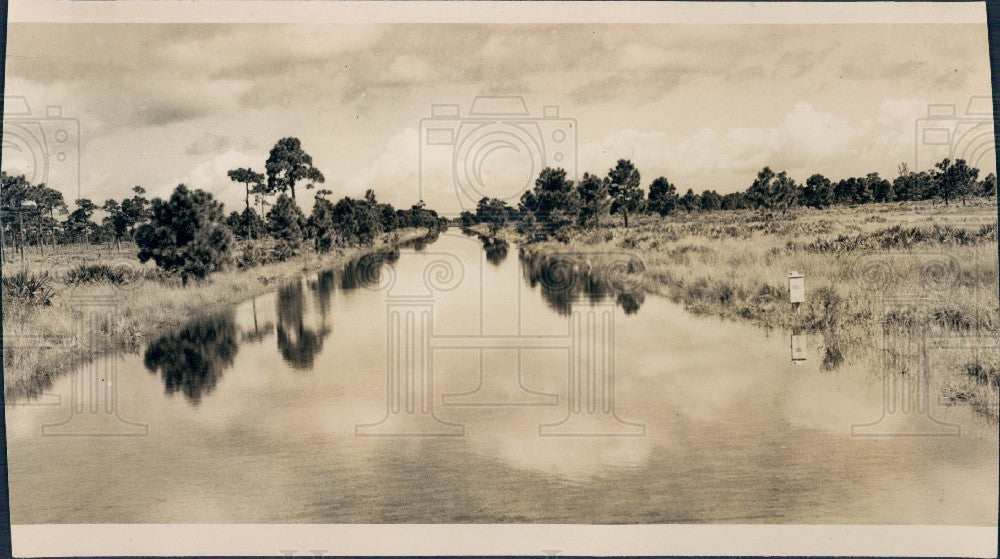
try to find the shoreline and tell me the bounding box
[509,201,998,420]
[2,228,431,401]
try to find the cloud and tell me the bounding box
[4,22,992,201]
[175,149,258,209]
[184,133,259,157]
[577,101,937,190]
[569,73,683,105]
[348,128,423,206]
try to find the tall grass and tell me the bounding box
[519,200,999,418]
[2,227,431,401]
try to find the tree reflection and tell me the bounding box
[481,236,509,266]
[520,251,646,316]
[276,280,331,370]
[241,296,274,344]
[408,230,439,251]
[143,312,239,405]
[340,249,397,290]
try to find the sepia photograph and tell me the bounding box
[1,1,998,556]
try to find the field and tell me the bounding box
[1,229,428,400]
[518,199,999,419]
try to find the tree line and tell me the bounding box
[1,137,447,285]
[461,157,996,238]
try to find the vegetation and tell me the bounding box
[458,154,995,240]
[519,201,997,420]
[455,156,997,420]
[2,136,448,397]
[3,126,996,420]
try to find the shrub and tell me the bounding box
[270,240,296,262]
[64,263,142,285]
[2,270,56,308]
[237,244,271,269]
[965,360,999,388]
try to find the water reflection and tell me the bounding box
[7,231,999,526]
[482,237,509,266]
[276,281,331,370]
[340,249,399,291]
[143,312,239,404]
[241,297,274,344]
[409,229,440,252]
[520,250,646,315]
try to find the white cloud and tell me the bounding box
[176,149,258,210]
[578,101,944,190]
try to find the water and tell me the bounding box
[5,231,998,524]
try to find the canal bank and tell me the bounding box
[3,228,434,401]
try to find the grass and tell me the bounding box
[517,198,999,420]
[2,228,429,400]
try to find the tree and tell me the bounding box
[459,211,476,228]
[699,189,722,212]
[802,174,833,208]
[607,159,643,227]
[227,167,265,212]
[851,175,873,204]
[32,184,65,249]
[720,191,747,210]
[266,193,306,245]
[378,203,399,232]
[576,172,610,228]
[933,158,978,206]
[227,207,265,240]
[102,199,131,251]
[265,137,325,202]
[833,177,856,205]
[980,172,996,197]
[0,173,35,259]
[476,197,512,233]
[308,195,336,252]
[867,172,893,203]
[892,164,919,202]
[679,188,699,213]
[745,167,798,214]
[65,198,98,244]
[771,172,799,213]
[519,167,579,234]
[647,176,678,217]
[136,184,233,285]
[120,186,150,242]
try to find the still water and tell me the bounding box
[6,232,998,524]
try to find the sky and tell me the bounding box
[2,22,994,215]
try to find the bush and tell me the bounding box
[270,240,296,262]
[237,244,271,269]
[2,270,56,308]
[64,263,143,285]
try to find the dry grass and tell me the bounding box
[2,228,428,400]
[520,198,999,419]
